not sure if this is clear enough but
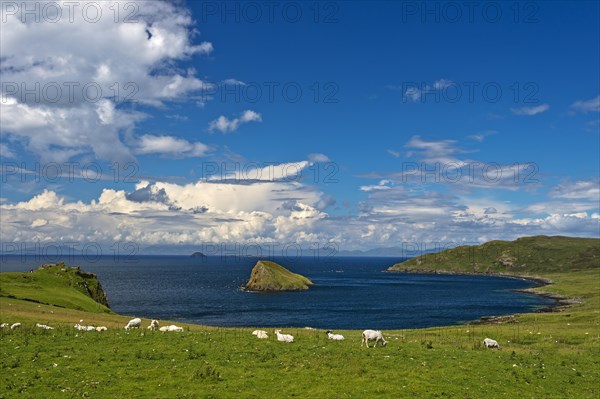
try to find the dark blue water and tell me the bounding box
[0,256,553,329]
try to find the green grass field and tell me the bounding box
[1,237,599,398]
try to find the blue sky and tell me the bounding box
[1,1,598,255]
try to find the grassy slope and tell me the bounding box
[244,260,313,291]
[0,264,111,313]
[387,235,599,274]
[1,237,599,398]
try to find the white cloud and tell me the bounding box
[1,98,141,163]
[308,153,330,163]
[549,179,600,200]
[136,135,209,158]
[405,135,465,164]
[3,179,599,252]
[404,87,422,102]
[207,161,310,182]
[221,79,246,86]
[0,144,16,159]
[31,218,48,228]
[0,176,330,247]
[387,149,400,158]
[208,110,262,133]
[511,104,550,116]
[398,79,454,102]
[433,79,453,90]
[360,180,393,192]
[467,131,497,142]
[0,1,213,162]
[570,95,600,113]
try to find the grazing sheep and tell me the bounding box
[95,326,108,332]
[74,324,96,331]
[159,325,183,332]
[0,323,9,328]
[326,330,345,341]
[274,330,294,343]
[36,323,54,330]
[361,330,387,348]
[124,318,142,330]
[10,323,21,330]
[252,330,268,339]
[483,338,500,349]
[147,319,160,331]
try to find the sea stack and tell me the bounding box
[244,260,314,292]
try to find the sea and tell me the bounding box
[0,255,554,330]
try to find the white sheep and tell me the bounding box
[95,326,108,332]
[36,323,54,330]
[159,325,183,332]
[361,330,387,348]
[326,330,344,341]
[124,318,142,330]
[252,330,268,339]
[483,338,500,349]
[10,323,21,330]
[274,330,294,343]
[0,323,9,328]
[147,319,160,331]
[74,324,96,331]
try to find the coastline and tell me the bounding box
[0,265,583,331]
[385,268,581,325]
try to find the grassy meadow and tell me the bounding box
[1,237,599,398]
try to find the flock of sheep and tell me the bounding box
[253,328,389,347]
[0,319,501,349]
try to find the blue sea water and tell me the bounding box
[0,255,553,330]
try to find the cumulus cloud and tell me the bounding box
[570,95,600,114]
[2,179,599,252]
[511,104,550,116]
[136,135,209,158]
[0,0,213,162]
[208,110,262,133]
[2,97,141,163]
[0,177,330,248]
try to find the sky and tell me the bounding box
[0,0,599,257]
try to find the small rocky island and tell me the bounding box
[243,260,314,292]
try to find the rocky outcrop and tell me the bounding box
[244,260,313,292]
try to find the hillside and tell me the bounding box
[387,236,600,274]
[0,262,111,313]
[244,260,314,291]
[1,245,599,398]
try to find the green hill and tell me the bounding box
[0,262,111,313]
[244,260,314,291]
[387,235,600,274]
